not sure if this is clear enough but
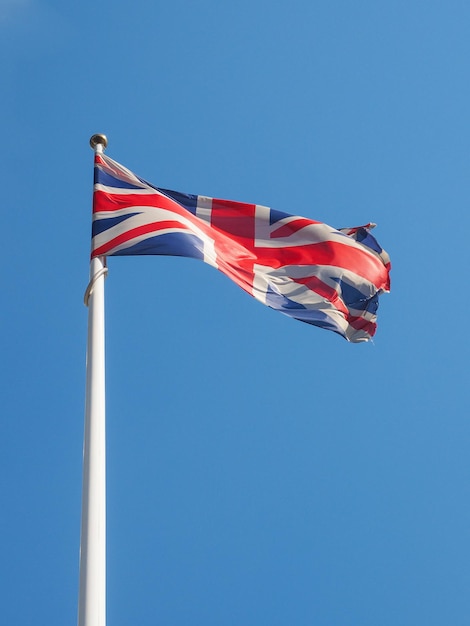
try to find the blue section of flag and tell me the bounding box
[269,208,292,225]
[354,228,383,255]
[332,277,379,313]
[265,285,307,311]
[158,189,198,215]
[94,166,145,190]
[92,213,141,238]
[265,286,345,335]
[109,232,205,259]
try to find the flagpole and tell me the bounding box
[78,134,109,626]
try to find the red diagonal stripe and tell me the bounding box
[92,220,191,257]
[270,217,321,239]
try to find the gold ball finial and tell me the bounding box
[89,134,108,150]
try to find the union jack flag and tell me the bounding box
[92,153,391,342]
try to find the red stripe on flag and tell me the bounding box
[92,221,191,257]
[270,218,322,239]
[255,241,389,291]
[348,316,377,337]
[93,189,191,215]
[295,275,350,317]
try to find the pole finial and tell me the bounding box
[89,134,108,151]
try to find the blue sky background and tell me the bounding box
[2,1,470,624]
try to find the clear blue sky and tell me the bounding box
[2,1,470,624]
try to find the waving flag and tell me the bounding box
[92,153,390,342]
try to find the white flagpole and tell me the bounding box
[78,134,109,626]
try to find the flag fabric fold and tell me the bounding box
[91,153,391,342]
